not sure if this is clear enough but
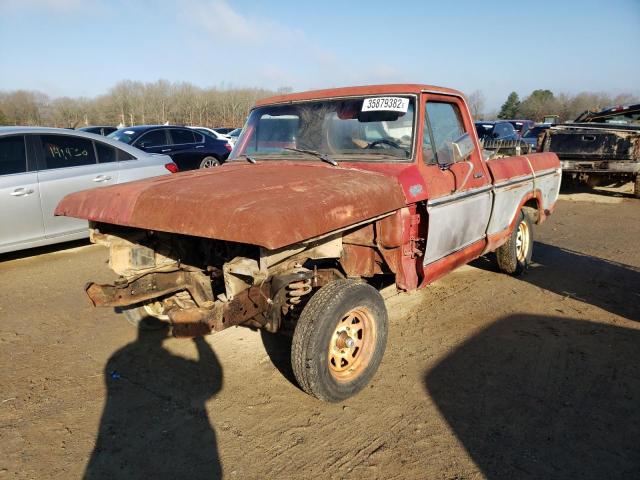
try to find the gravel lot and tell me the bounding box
[1,189,639,479]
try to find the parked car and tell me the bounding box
[475,121,519,141]
[227,127,242,146]
[188,126,231,142]
[506,119,535,137]
[520,124,552,151]
[77,126,118,136]
[108,125,231,170]
[213,127,235,135]
[57,84,561,402]
[0,127,176,254]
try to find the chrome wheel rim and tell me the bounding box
[515,220,530,262]
[201,158,219,168]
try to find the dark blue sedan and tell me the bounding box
[108,125,232,170]
[474,121,520,141]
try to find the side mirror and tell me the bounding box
[449,132,475,164]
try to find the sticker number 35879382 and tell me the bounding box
[361,97,409,113]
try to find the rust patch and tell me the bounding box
[56,162,406,250]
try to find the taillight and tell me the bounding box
[224,143,232,152]
[164,163,179,173]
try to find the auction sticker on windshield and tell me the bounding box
[362,97,409,113]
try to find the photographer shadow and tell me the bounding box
[425,314,640,479]
[85,326,223,479]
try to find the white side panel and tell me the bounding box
[487,181,533,235]
[424,190,492,265]
[536,170,561,212]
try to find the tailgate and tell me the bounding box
[545,127,640,161]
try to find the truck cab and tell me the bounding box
[56,84,561,402]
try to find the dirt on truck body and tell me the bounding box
[56,84,561,402]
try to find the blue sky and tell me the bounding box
[0,0,638,109]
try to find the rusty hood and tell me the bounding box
[55,162,407,250]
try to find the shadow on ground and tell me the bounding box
[472,242,640,321]
[85,327,223,479]
[0,239,90,263]
[425,314,640,479]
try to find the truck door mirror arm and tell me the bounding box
[437,133,476,192]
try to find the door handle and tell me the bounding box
[161,149,172,152]
[473,172,484,179]
[195,145,204,148]
[10,188,34,197]
[92,175,112,182]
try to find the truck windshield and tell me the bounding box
[230,96,415,161]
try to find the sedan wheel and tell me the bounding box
[199,156,220,169]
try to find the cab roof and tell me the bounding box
[255,84,464,106]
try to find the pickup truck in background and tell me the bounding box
[55,84,561,402]
[540,103,640,197]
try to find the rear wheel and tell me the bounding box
[199,156,220,169]
[291,279,388,402]
[496,210,533,275]
[634,174,640,199]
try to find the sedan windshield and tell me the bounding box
[230,96,415,161]
[475,123,495,138]
[107,129,140,144]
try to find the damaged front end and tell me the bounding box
[86,223,344,337]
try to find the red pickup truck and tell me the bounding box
[56,84,561,402]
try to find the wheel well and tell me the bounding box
[522,198,540,224]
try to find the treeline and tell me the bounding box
[0,80,287,129]
[496,90,639,122]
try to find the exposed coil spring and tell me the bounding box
[284,278,312,315]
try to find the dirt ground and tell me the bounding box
[1,187,639,480]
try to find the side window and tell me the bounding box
[117,148,135,161]
[170,129,196,145]
[0,136,27,175]
[95,142,116,163]
[40,135,96,169]
[136,130,167,148]
[422,116,435,164]
[424,102,466,164]
[193,131,205,143]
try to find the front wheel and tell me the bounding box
[291,279,388,402]
[496,210,533,275]
[199,156,220,169]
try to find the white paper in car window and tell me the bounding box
[361,97,409,113]
[124,130,135,134]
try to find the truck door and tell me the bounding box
[420,95,492,266]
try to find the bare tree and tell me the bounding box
[467,90,486,120]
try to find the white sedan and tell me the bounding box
[0,127,177,254]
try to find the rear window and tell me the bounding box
[476,123,495,138]
[95,142,116,163]
[40,135,97,169]
[523,126,546,138]
[170,129,196,144]
[0,136,27,175]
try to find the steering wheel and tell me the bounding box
[366,139,402,149]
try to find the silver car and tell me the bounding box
[0,127,176,254]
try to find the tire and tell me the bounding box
[117,304,167,330]
[496,210,533,276]
[634,174,640,199]
[199,156,220,169]
[291,279,388,402]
